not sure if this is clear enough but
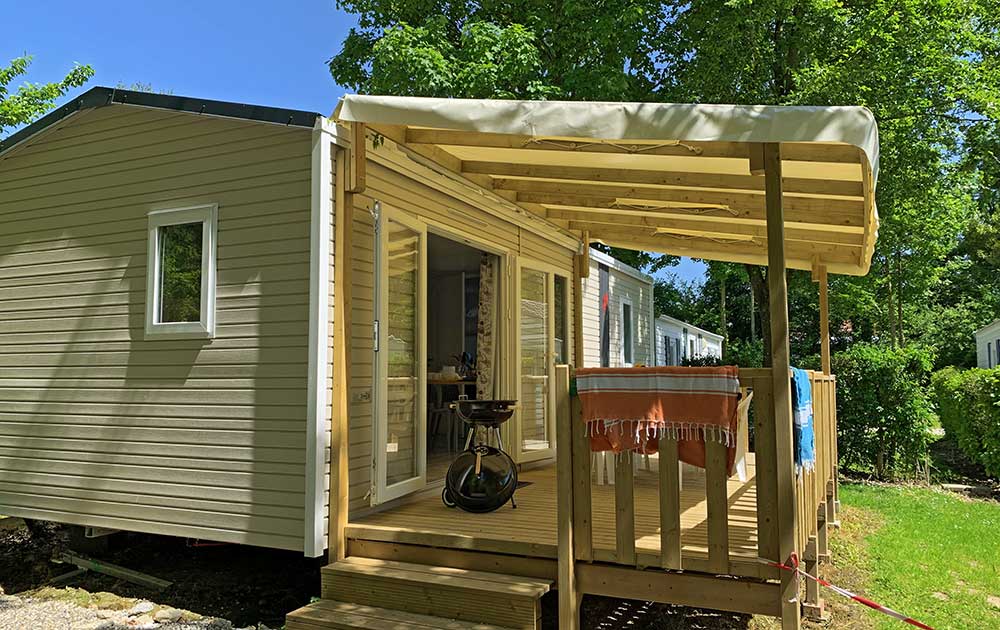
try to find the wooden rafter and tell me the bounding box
[560,213,864,247]
[515,193,864,229]
[494,179,863,215]
[461,161,863,198]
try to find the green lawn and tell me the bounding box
[837,484,1000,630]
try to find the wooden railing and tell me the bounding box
[555,365,838,583]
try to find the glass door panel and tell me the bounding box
[519,267,550,454]
[375,209,427,503]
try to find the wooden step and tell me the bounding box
[320,556,551,630]
[286,600,517,630]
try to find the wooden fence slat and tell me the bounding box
[570,393,593,561]
[658,436,682,570]
[614,451,636,566]
[705,439,730,574]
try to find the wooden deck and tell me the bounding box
[348,453,763,578]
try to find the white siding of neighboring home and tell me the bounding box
[580,250,654,368]
[975,319,1000,369]
[0,105,314,551]
[654,316,724,365]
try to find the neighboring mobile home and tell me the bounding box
[0,88,880,630]
[655,314,724,365]
[975,319,1000,368]
[579,248,654,368]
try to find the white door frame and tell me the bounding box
[372,203,428,504]
[513,257,570,464]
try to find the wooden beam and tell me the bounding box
[554,365,580,628]
[817,265,831,374]
[496,179,864,216]
[349,122,367,193]
[575,563,783,617]
[406,128,862,164]
[461,161,864,198]
[329,149,352,560]
[763,142,801,630]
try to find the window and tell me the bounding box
[621,300,633,366]
[145,205,217,338]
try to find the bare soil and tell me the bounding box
[0,523,320,628]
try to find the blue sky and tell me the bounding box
[6,0,706,284]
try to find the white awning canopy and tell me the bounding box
[334,95,879,276]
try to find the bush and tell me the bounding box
[832,343,936,480]
[931,367,1000,477]
[724,339,763,368]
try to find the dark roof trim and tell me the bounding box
[0,86,323,156]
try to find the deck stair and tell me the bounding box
[286,556,552,630]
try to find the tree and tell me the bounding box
[329,0,678,275]
[0,55,94,137]
[329,0,1000,366]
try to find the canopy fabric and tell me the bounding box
[334,95,879,276]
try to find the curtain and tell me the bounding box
[476,254,497,399]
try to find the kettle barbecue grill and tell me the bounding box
[441,399,518,513]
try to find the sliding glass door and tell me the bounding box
[515,261,569,463]
[373,207,427,503]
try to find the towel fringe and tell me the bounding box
[586,419,735,449]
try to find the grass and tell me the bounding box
[837,483,1000,630]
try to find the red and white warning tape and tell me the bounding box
[758,554,934,629]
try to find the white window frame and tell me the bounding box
[621,297,634,367]
[145,204,218,339]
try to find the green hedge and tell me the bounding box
[832,343,936,480]
[931,367,1000,477]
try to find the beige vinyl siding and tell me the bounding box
[0,105,314,551]
[345,138,578,514]
[581,257,653,368]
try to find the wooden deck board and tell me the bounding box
[350,454,763,577]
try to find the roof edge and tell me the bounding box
[589,247,654,285]
[1,87,323,157]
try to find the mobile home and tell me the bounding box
[0,88,880,630]
[655,314,724,365]
[580,248,654,368]
[975,319,1000,368]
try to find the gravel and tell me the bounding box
[0,592,265,630]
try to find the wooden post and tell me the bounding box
[328,149,353,560]
[349,122,367,193]
[817,266,831,374]
[802,537,827,621]
[573,255,586,368]
[816,501,830,563]
[555,365,580,628]
[763,142,801,630]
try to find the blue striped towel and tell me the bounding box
[791,368,815,474]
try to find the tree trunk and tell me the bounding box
[749,284,757,343]
[896,253,905,346]
[746,264,771,367]
[719,277,728,356]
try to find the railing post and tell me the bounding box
[555,365,580,628]
[763,142,801,630]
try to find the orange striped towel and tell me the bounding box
[576,366,741,474]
